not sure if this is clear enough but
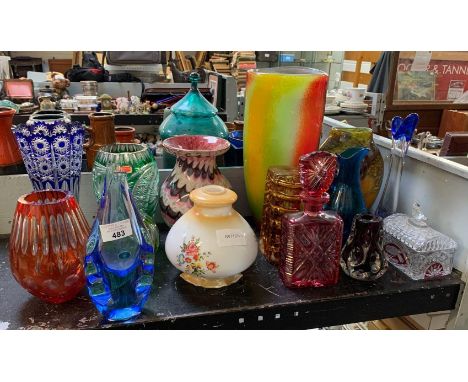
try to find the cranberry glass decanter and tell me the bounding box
[279,152,343,288]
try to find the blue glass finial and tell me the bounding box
[391,113,419,142]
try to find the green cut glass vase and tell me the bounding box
[92,143,159,246]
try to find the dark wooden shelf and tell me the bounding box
[0,234,463,330]
[12,112,228,126]
[13,113,164,126]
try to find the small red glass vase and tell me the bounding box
[9,190,90,303]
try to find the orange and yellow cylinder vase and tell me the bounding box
[243,67,328,221]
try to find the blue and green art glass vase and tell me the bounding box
[85,168,156,321]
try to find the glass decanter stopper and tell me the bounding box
[279,151,344,288]
[85,166,155,321]
[375,113,419,218]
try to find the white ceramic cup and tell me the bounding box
[344,88,366,104]
[326,95,336,106]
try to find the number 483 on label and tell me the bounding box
[99,219,133,243]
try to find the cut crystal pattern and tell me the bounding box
[383,204,457,280]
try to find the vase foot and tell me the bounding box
[180,273,242,288]
[105,306,142,322]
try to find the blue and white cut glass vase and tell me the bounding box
[85,167,156,321]
[13,114,84,199]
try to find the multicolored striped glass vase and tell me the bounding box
[243,67,328,221]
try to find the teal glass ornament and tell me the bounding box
[328,147,370,242]
[159,72,228,167]
[85,167,156,321]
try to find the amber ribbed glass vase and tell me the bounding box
[9,190,90,303]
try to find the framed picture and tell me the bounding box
[396,71,435,101]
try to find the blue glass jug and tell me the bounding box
[328,147,369,242]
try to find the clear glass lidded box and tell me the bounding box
[382,203,457,280]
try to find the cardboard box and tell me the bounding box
[439,109,468,138]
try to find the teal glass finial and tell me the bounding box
[189,72,200,89]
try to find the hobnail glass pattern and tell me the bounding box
[259,166,302,264]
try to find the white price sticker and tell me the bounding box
[216,229,247,247]
[99,219,133,242]
[411,51,432,72]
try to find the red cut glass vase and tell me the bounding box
[9,190,90,303]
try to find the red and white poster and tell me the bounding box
[399,57,468,101]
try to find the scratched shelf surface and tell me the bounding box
[0,235,463,330]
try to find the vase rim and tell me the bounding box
[115,126,135,132]
[98,143,149,156]
[29,110,68,119]
[190,185,237,207]
[248,66,328,76]
[17,190,72,206]
[163,135,230,157]
[28,114,69,122]
[355,213,382,224]
[339,146,370,159]
[0,107,16,117]
[88,112,115,119]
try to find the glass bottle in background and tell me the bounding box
[279,152,343,288]
[85,166,155,321]
[375,113,419,218]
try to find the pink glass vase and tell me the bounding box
[9,190,90,303]
[159,135,231,226]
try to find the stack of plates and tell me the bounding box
[324,105,341,115]
[340,101,368,115]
